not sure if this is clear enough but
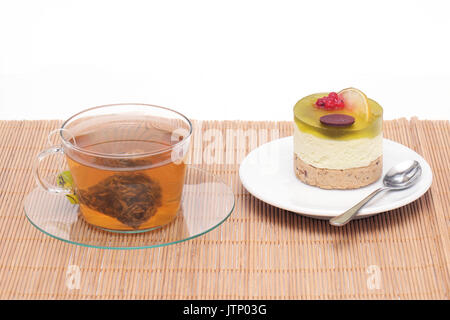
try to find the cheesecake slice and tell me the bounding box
[293,88,383,189]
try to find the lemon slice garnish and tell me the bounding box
[338,87,370,121]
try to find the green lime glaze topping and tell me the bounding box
[293,92,383,140]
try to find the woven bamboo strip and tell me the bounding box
[0,119,448,299]
[415,120,450,295]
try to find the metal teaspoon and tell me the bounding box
[329,160,422,227]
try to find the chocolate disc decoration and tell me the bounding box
[320,114,355,126]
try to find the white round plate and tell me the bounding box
[239,137,432,219]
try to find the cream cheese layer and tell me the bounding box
[293,124,382,170]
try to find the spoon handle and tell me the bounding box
[329,187,389,227]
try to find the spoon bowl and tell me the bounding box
[383,160,422,189]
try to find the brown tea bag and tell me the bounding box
[78,173,162,229]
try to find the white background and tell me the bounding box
[1,0,449,121]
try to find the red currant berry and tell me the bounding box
[328,92,338,99]
[315,92,346,110]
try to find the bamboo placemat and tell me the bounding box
[0,118,448,299]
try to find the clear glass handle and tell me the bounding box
[34,145,71,194]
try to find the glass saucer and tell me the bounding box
[24,166,235,249]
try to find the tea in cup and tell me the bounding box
[34,104,192,232]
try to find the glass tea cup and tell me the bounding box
[34,104,192,232]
